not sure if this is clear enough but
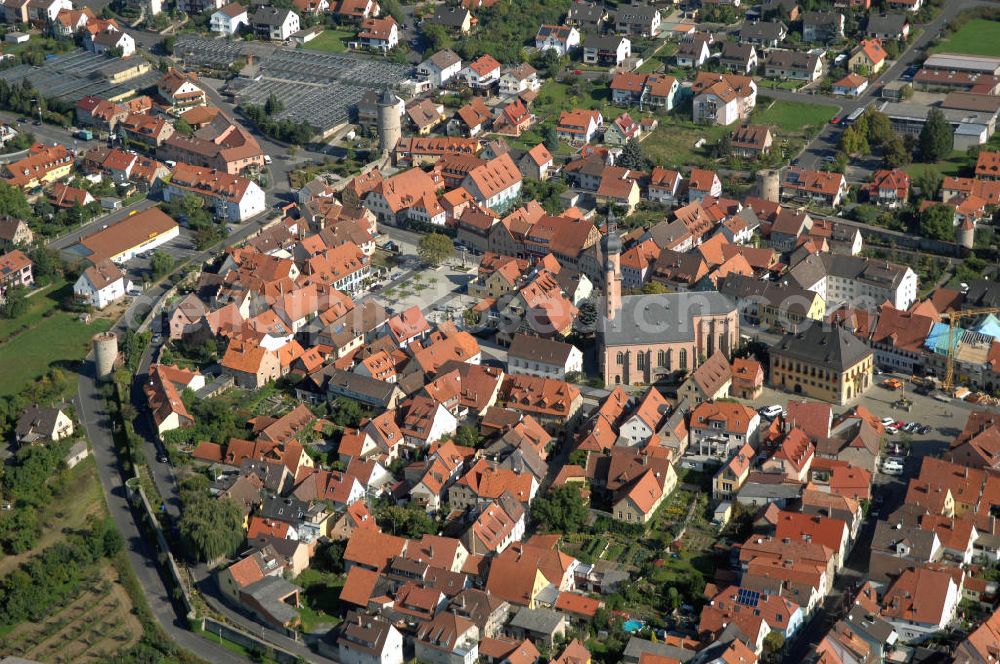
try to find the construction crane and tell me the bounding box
[942,306,1000,391]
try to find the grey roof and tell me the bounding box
[789,253,912,292]
[964,279,1000,308]
[623,637,697,664]
[870,519,938,560]
[737,480,804,500]
[739,20,786,42]
[802,10,842,26]
[242,575,301,625]
[15,406,65,440]
[252,6,294,25]
[431,5,470,27]
[721,42,755,63]
[323,367,400,405]
[508,607,566,634]
[766,49,820,71]
[427,49,461,70]
[337,611,395,656]
[718,273,817,315]
[508,333,577,365]
[865,13,908,36]
[568,1,605,24]
[877,101,996,126]
[614,4,659,22]
[599,291,737,347]
[771,325,873,371]
[845,605,898,646]
[583,34,627,50]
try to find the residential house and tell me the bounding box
[0,216,33,250]
[850,38,888,74]
[221,339,281,388]
[498,63,540,97]
[731,124,773,159]
[518,144,553,181]
[782,167,848,207]
[211,2,249,34]
[462,54,502,91]
[802,10,844,43]
[613,2,660,37]
[507,334,582,379]
[688,168,722,203]
[692,72,757,126]
[713,442,754,499]
[647,167,683,205]
[881,567,960,643]
[720,42,758,75]
[357,16,398,51]
[418,49,463,88]
[331,612,404,664]
[556,109,603,144]
[73,259,129,310]
[251,6,300,40]
[430,5,471,34]
[833,72,869,96]
[731,357,764,399]
[1,143,74,189]
[866,13,909,41]
[869,169,909,207]
[676,34,711,68]
[162,164,265,222]
[0,249,33,298]
[688,401,761,461]
[535,25,580,56]
[156,67,207,112]
[15,405,73,445]
[581,35,630,67]
[765,50,824,82]
[739,20,788,48]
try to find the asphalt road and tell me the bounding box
[74,362,249,664]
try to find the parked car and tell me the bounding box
[881,459,904,475]
[759,404,784,419]
[885,425,899,435]
[880,417,895,427]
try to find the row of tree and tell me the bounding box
[0,517,122,625]
[242,97,315,146]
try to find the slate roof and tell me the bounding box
[771,325,873,371]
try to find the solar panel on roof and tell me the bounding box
[736,588,760,607]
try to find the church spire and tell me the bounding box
[602,222,621,321]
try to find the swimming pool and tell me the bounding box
[623,619,645,634]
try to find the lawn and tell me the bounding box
[933,18,1000,57]
[753,98,838,135]
[640,117,729,169]
[0,279,68,344]
[0,308,111,397]
[301,29,354,53]
[635,42,679,74]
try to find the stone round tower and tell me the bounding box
[756,169,781,202]
[958,216,975,252]
[377,88,401,156]
[93,331,118,381]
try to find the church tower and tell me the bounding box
[603,226,621,321]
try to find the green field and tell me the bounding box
[0,306,111,397]
[641,117,728,169]
[933,18,1000,57]
[301,29,354,53]
[0,279,67,343]
[753,98,838,134]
